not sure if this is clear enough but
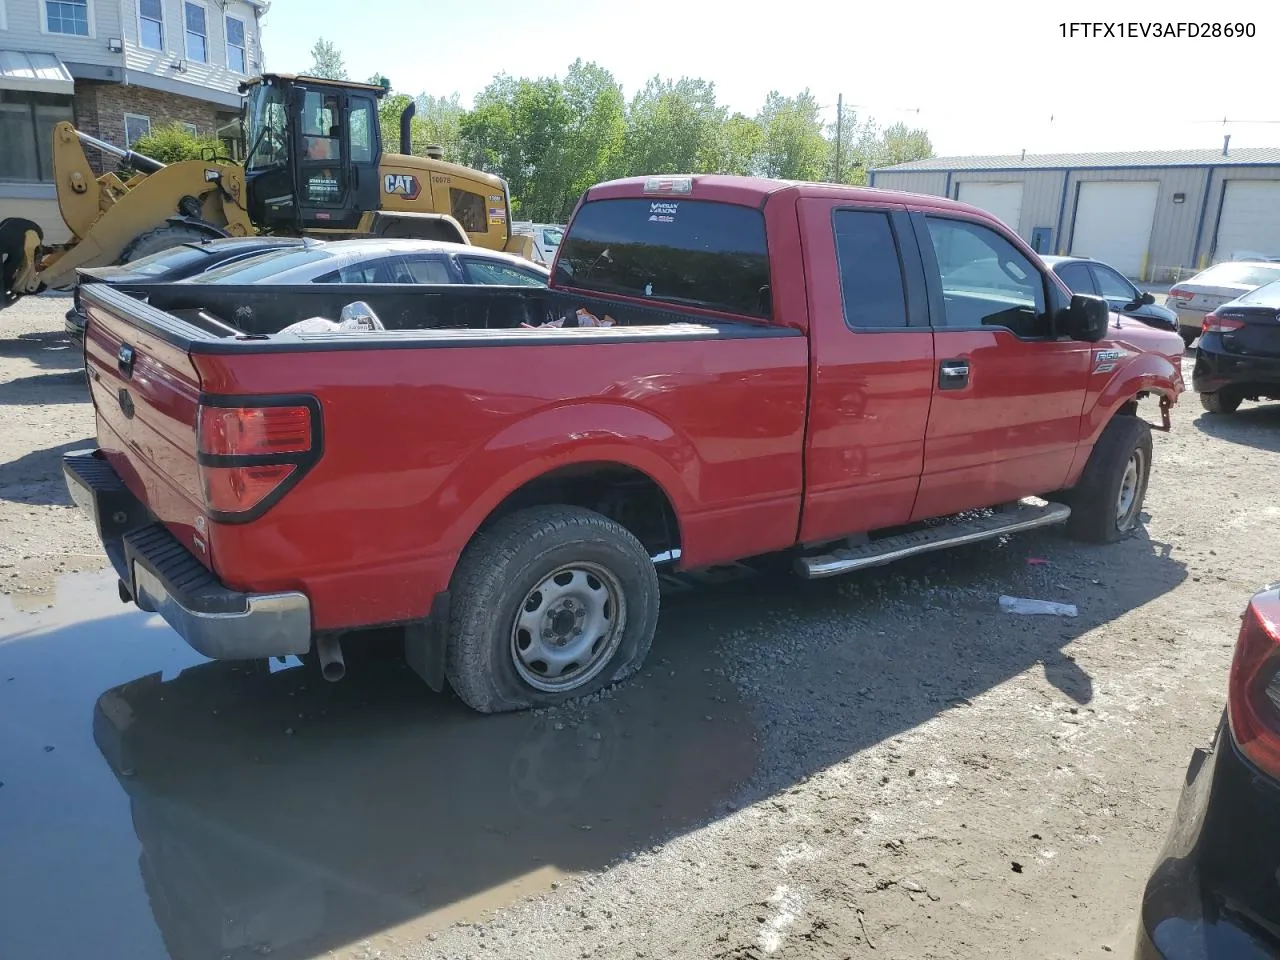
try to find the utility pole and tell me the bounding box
[833,93,843,183]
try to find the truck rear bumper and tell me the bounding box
[62,449,313,661]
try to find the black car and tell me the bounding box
[1192,279,1280,414]
[1135,581,1280,959]
[1042,255,1179,334]
[65,235,315,344]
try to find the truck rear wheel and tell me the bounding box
[445,506,661,714]
[1062,414,1153,544]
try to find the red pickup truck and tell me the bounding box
[64,174,1185,714]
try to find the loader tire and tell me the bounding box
[444,506,661,714]
[119,224,215,264]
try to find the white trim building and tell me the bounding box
[2,0,267,241]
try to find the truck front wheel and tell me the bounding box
[1062,415,1153,544]
[445,506,661,714]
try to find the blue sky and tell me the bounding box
[259,0,1280,158]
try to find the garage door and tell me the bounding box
[956,182,1024,233]
[1069,181,1159,278]
[1214,180,1280,262]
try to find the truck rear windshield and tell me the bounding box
[555,198,771,319]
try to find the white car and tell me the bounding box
[511,223,565,268]
[1167,260,1280,346]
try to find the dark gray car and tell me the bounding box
[1042,255,1180,338]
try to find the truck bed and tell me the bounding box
[77,281,810,633]
[101,281,755,338]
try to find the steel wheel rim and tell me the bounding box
[510,561,627,693]
[1116,449,1145,529]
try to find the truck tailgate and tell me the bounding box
[82,287,210,566]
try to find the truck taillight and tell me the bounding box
[1227,587,1280,778]
[1203,312,1245,333]
[199,405,312,456]
[196,400,320,519]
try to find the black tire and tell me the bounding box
[1180,328,1198,349]
[119,224,215,264]
[445,506,661,714]
[1063,415,1153,544]
[1200,390,1242,415]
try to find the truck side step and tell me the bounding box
[796,499,1072,579]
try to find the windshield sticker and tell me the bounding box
[648,201,678,224]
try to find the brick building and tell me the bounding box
[1,0,267,242]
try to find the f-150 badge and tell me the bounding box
[1093,348,1124,373]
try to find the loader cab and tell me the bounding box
[241,73,384,234]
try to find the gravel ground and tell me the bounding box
[3,295,1278,959]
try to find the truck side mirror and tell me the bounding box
[1068,293,1109,342]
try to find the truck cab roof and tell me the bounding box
[583,174,995,220]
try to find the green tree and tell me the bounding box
[460,73,576,221]
[377,92,414,153]
[702,112,764,176]
[756,90,827,181]
[554,60,625,217]
[306,38,347,80]
[128,121,221,164]
[412,93,466,161]
[620,76,726,177]
[867,122,934,169]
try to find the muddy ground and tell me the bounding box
[2,294,1277,960]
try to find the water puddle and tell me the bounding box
[0,569,761,960]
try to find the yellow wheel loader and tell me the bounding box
[0,73,535,308]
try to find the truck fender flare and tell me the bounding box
[432,403,698,565]
[1066,351,1183,486]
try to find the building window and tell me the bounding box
[45,0,90,36]
[138,0,163,50]
[180,121,198,136]
[225,15,246,73]
[0,91,75,182]
[183,1,207,63]
[124,113,151,147]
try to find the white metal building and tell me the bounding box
[869,147,1280,281]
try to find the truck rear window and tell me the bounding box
[555,198,771,319]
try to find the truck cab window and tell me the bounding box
[556,198,771,319]
[450,189,488,233]
[245,83,288,171]
[461,259,546,286]
[833,210,909,329]
[1054,261,1095,294]
[924,216,1048,338]
[302,92,340,162]
[1093,264,1138,302]
[349,97,374,163]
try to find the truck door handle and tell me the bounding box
[939,359,969,389]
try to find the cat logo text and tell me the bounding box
[383,174,422,201]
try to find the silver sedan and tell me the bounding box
[1167,260,1280,346]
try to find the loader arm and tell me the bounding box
[33,122,257,291]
